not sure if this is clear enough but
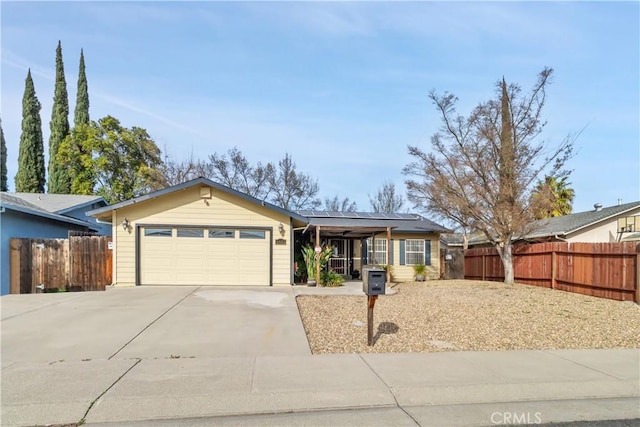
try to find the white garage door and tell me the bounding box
[140,226,270,286]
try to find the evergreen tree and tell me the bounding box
[74,49,90,127]
[1,118,8,191]
[532,176,575,219]
[15,69,45,193]
[48,40,71,193]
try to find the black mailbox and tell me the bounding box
[363,268,386,295]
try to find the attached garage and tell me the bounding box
[139,226,271,286]
[88,178,309,288]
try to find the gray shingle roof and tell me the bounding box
[0,193,93,227]
[5,192,105,214]
[527,201,640,239]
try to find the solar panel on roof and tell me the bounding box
[296,210,426,220]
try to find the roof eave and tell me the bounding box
[56,197,107,215]
[1,203,93,228]
[566,204,640,235]
[86,178,309,224]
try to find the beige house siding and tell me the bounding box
[362,232,440,282]
[566,208,640,243]
[112,186,293,287]
[566,222,618,243]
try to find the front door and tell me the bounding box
[328,239,349,275]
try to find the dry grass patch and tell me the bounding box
[296,280,640,354]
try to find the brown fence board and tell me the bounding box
[9,236,112,293]
[465,242,639,302]
[30,239,68,291]
[69,236,111,291]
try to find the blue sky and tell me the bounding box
[2,1,638,217]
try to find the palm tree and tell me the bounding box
[532,176,575,219]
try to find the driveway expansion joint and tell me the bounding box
[80,358,142,425]
[1,294,87,321]
[358,353,422,426]
[107,286,202,360]
[541,349,629,380]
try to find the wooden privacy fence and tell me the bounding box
[10,236,112,294]
[440,248,465,279]
[465,242,640,303]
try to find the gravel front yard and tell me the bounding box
[295,280,640,354]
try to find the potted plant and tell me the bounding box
[302,245,317,286]
[301,244,334,287]
[413,263,426,282]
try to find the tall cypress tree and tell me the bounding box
[74,48,90,126]
[1,118,8,191]
[48,40,71,193]
[15,69,45,193]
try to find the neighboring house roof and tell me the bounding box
[441,232,487,247]
[7,192,106,214]
[526,201,640,240]
[87,177,309,223]
[0,193,93,228]
[298,210,450,237]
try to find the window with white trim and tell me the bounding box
[405,239,425,265]
[366,238,387,265]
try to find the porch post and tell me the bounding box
[371,233,376,267]
[386,226,391,284]
[316,226,321,285]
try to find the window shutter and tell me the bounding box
[425,240,431,266]
[363,239,368,265]
[399,240,406,265]
[390,239,394,265]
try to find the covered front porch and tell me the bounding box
[295,221,395,284]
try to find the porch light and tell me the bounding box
[122,218,130,231]
[278,223,285,235]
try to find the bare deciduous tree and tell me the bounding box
[160,151,210,187]
[207,147,274,200]
[160,148,320,211]
[404,68,575,284]
[369,181,404,213]
[324,195,357,212]
[268,153,320,210]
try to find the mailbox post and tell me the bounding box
[363,268,386,346]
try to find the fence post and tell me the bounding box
[10,239,21,294]
[551,249,557,290]
[482,254,486,281]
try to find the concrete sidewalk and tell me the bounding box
[2,349,638,426]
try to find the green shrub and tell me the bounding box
[320,270,344,287]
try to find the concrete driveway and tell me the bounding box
[1,286,310,367]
